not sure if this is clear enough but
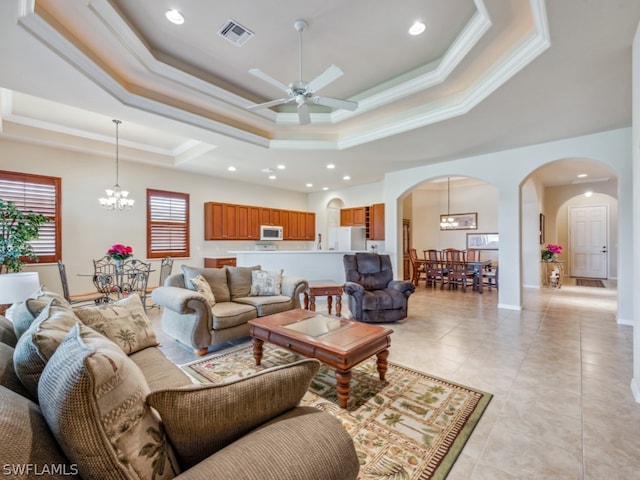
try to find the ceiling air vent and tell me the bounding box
[218,19,254,47]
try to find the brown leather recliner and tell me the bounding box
[343,253,415,323]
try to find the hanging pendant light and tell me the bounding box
[99,119,135,211]
[440,177,458,229]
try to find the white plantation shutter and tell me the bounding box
[147,189,189,258]
[0,171,61,263]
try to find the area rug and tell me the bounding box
[575,278,605,288]
[182,344,492,480]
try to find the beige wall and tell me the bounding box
[0,138,309,293]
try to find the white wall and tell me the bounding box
[383,128,633,316]
[630,19,640,403]
[0,138,309,293]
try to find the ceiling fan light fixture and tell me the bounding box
[246,19,358,124]
[165,9,184,25]
[409,21,426,36]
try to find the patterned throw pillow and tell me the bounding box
[13,302,93,399]
[146,359,319,469]
[250,269,283,296]
[189,274,216,308]
[181,266,230,302]
[74,294,158,354]
[39,323,180,480]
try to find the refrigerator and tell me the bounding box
[328,227,366,251]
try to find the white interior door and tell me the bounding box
[569,205,608,278]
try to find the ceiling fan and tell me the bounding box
[246,20,358,125]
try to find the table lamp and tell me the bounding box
[0,272,40,315]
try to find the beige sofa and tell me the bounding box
[0,291,359,480]
[152,265,308,355]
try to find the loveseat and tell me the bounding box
[152,265,307,355]
[0,290,359,480]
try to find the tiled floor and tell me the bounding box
[149,277,640,479]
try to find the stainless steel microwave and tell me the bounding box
[260,225,283,241]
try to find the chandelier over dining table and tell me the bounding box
[99,119,135,211]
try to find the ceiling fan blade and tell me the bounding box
[312,96,358,111]
[248,68,290,93]
[297,102,311,125]
[306,64,344,93]
[246,98,291,111]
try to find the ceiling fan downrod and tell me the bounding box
[294,20,307,83]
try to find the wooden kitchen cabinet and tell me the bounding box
[369,203,385,240]
[340,204,385,239]
[204,257,237,268]
[204,202,237,240]
[340,207,367,227]
[205,202,313,240]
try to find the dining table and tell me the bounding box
[466,259,493,293]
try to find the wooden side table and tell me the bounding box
[304,280,344,317]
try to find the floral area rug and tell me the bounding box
[182,344,492,480]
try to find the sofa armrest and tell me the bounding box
[281,276,308,307]
[389,280,416,297]
[175,407,359,480]
[343,281,365,297]
[151,286,208,314]
[280,276,308,297]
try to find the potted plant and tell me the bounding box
[0,200,49,274]
[541,243,563,262]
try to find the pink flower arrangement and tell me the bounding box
[107,243,133,261]
[541,243,562,261]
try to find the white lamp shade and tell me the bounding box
[0,272,41,304]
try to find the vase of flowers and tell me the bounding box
[107,244,133,270]
[541,243,562,262]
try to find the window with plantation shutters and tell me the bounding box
[0,170,61,264]
[147,189,190,258]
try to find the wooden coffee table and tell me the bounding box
[248,309,393,408]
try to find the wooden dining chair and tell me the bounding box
[423,249,446,288]
[408,248,427,286]
[482,263,499,291]
[443,249,475,291]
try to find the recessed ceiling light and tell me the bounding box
[227,166,236,171]
[327,164,335,169]
[268,175,276,180]
[277,164,286,170]
[584,191,593,197]
[409,21,425,36]
[306,183,313,188]
[343,175,351,180]
[322,187,329,191]
[165,9,185,25]
[577,173,588,178]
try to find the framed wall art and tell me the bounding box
[466,233,499,250]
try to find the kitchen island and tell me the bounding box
[229,250,368,283]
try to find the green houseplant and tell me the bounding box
[0,199,49,274]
